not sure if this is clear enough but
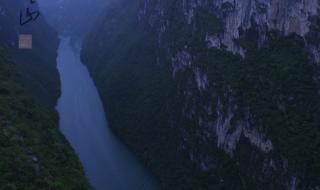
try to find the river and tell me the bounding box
[56,37,158,190]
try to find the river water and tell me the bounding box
[56,37,158,190]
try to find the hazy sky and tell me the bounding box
[37,0,109,36]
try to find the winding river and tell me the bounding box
[56,37,158,190]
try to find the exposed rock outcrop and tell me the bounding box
[83,0,320,189]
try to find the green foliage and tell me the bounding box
[194,8,224,36]
[197,33,320,186]
[245,34,320,184]
[0,47,91,190]
[82,1,215,189]
[161,5,223,53]
[83,0,320,188]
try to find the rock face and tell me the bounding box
[83,0,320,189]
[142,0,320,59]
[207,0,319,56]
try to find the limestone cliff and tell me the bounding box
[83,0,320,189]
[142,0,320,59]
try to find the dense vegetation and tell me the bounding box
[162,3,320,187]
[82,1,205,189]
[195,32,320,188]
[172,6,320,186]
[83,0,320,189]
[0,47,91,190]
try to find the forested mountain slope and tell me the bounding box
[0,1,91,189]
[0,46,90,189]
[82,0,320,189]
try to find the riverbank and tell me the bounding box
[56,37,159,190]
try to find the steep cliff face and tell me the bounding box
[0,0,60,107]
[188,0,320,58]
[83,0,320,189]
[141,0,320,56]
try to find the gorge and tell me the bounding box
[56,36,158,190]
[1,0,320,189]
[82,0,320,189]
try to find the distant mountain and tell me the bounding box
[38,0,108,37]
[82,0,320,189]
